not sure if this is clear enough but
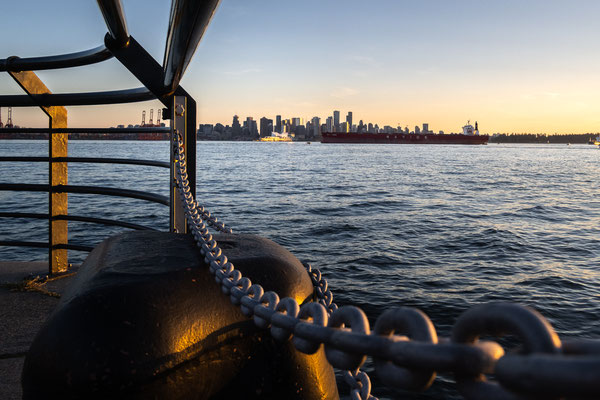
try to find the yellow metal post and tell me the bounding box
[9,71,68,274]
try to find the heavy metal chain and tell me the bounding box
[304,262,375,400]
[178,138,375,398]
[195,201,233,234]
[173,132,600,400]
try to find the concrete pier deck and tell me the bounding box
[0,262,79,399]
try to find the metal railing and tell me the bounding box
[0,0,221,273]
[0,130,170,269]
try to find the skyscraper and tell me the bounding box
[275,115,282,133]
[260,117,273,137]
[311,116,320,138]
[346,112,353,132]
[232,115,241,137]
[326,116,333,132]
[333,110,340,132]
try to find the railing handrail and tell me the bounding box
[0,0,201,271]
[0,87,156,107]
[0,128,169,134]
[0,183,169,206]
[0,45,113,72]
[0,241,93,252]
[96,0,130,47]
[0,156,169,169]
[0,212,158,231]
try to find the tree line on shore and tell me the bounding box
[490,133,598,144]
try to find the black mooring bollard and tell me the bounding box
[21,231,339,399]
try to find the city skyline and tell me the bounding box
[1,1,600,133]
[196,110,454,139]
[111,108,466,135]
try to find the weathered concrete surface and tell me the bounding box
[0,261,79,400]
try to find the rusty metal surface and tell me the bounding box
[8,71,68,274]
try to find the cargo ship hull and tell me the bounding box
[321,132,488,145]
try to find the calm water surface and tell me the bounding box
[1,140,599,399]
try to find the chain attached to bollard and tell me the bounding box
[304,262,375,399]
[171,131,600,400]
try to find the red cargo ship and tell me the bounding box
[321,121,489,145]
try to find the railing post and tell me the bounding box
[170,94,196,233]
[8,70,68,274]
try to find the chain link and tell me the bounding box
[195,201,233,234]
[304,262,375,399]
[172,132,600,399]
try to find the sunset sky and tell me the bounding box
[1,0,599,134]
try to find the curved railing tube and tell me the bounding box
[163,0,221,92]
[53,243,95,252]
[0,212,158,231]
[0,184,169,206]
[96,0,130,47]
[0,241,49,249]
[0,45,112,72]
[0,87,155,107]
[0,241,93,252]
[0,128,169,134]
[0,157,169,169]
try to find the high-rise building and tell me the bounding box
[341,121,348,133]
[232,115,241,137]
[275,115,282,133]
[423,123,429,134]
[311,116,320,138]
[415,125,420,134]
[333,110,340,132]
[243,116,258,137]
[260,117,273,137]
[326,116,333,132]
[198,124,213,137]
[295,125,306,138]
[346,112,353,131]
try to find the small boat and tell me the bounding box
[259,132,292,142]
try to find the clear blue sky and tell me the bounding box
[2,0,599,133]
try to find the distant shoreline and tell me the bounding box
[0,133,597,144]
